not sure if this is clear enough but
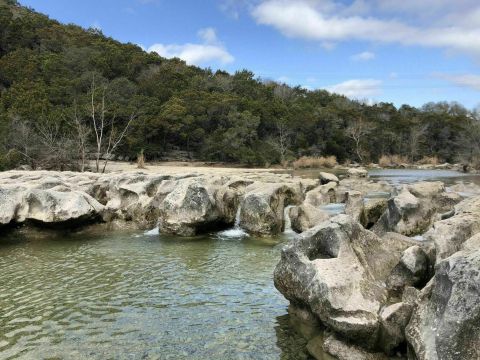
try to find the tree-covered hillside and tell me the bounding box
[0,0,479,170]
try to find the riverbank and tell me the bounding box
[1,167,479,359]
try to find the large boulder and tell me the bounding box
[158,178,233,236]
[239,183,301,235]
[0,186,27,225]
[103,173,176,226]
[23,189,104,226]
[345,191,364,221]
[373,182,461,236]
[361,198,388,229]
[288,203,330,233]
[424,195,480,263]
[385,246,430,297]
[406,249,480,360]
[274,215,414,349]
[304,182,337,206]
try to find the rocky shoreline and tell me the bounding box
[0,168,479,359]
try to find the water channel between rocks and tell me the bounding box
[0,169,478,359]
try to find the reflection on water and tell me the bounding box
[368,168,480,185]
[0,227,313,359]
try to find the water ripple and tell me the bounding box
[0,229,308,359]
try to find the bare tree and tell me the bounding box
[72,100,91,172]
[89,75,137,173]
[268,120,292,164]
[346,117,373,163]
[408,123,428,161]
[8,117,38,167]
[100,112,137,173]
[36,118,77,170]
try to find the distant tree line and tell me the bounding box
[1,0,479,171]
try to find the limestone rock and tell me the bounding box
[274,215,413,349]
[406,249,480,360]
[386,246,429,296]
[158,178,229,236]
[424,195,480,263]
[24,189,103,226]
[373,182,461,237]
[239,183,301,235]
[288,203,330,233]
[312,333,389,360]
[305,182,337,206]
[378,302,412,353]
[345,191,364,221]
[347,167,368,178]
[319,172,339,185]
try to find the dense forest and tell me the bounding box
[0,0,479,171]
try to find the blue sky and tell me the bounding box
[19,0,480,109]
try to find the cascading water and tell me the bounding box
[283,205,295,236]
[144,226,160,236]
[217,205,248,239]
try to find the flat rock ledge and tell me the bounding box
[0,170,317,236]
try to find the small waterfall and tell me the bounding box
[234,205,241,228]
[144,226,160,236]
[217,205,248,239]
[283,205,295,234]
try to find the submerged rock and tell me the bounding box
[308,333,389,360]
[347,167,368,178]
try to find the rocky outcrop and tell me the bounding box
[239,183,302,235]
[424,195,480,263]
[345,190,364,221]
[361,198,388,229]
[288,203,330,233]
[373,182,462,236]
[158,178,232,236]
[385,245,429,297]
[304,182,337,206]
[0,182,103,227]
[0,169,311,235]
[406,249,480,360]
[274,215,415,350]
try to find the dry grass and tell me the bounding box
[417,156,439,165]
[378,155,409,167]
[293,156,337,169]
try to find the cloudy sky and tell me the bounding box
[20,0,480,108]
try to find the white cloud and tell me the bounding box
[197,27,218,44]
[351,51,375,61]
[251,0,480,57]
[148,28,234,66]
[439,74,480,91]
[326,79,382,98]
